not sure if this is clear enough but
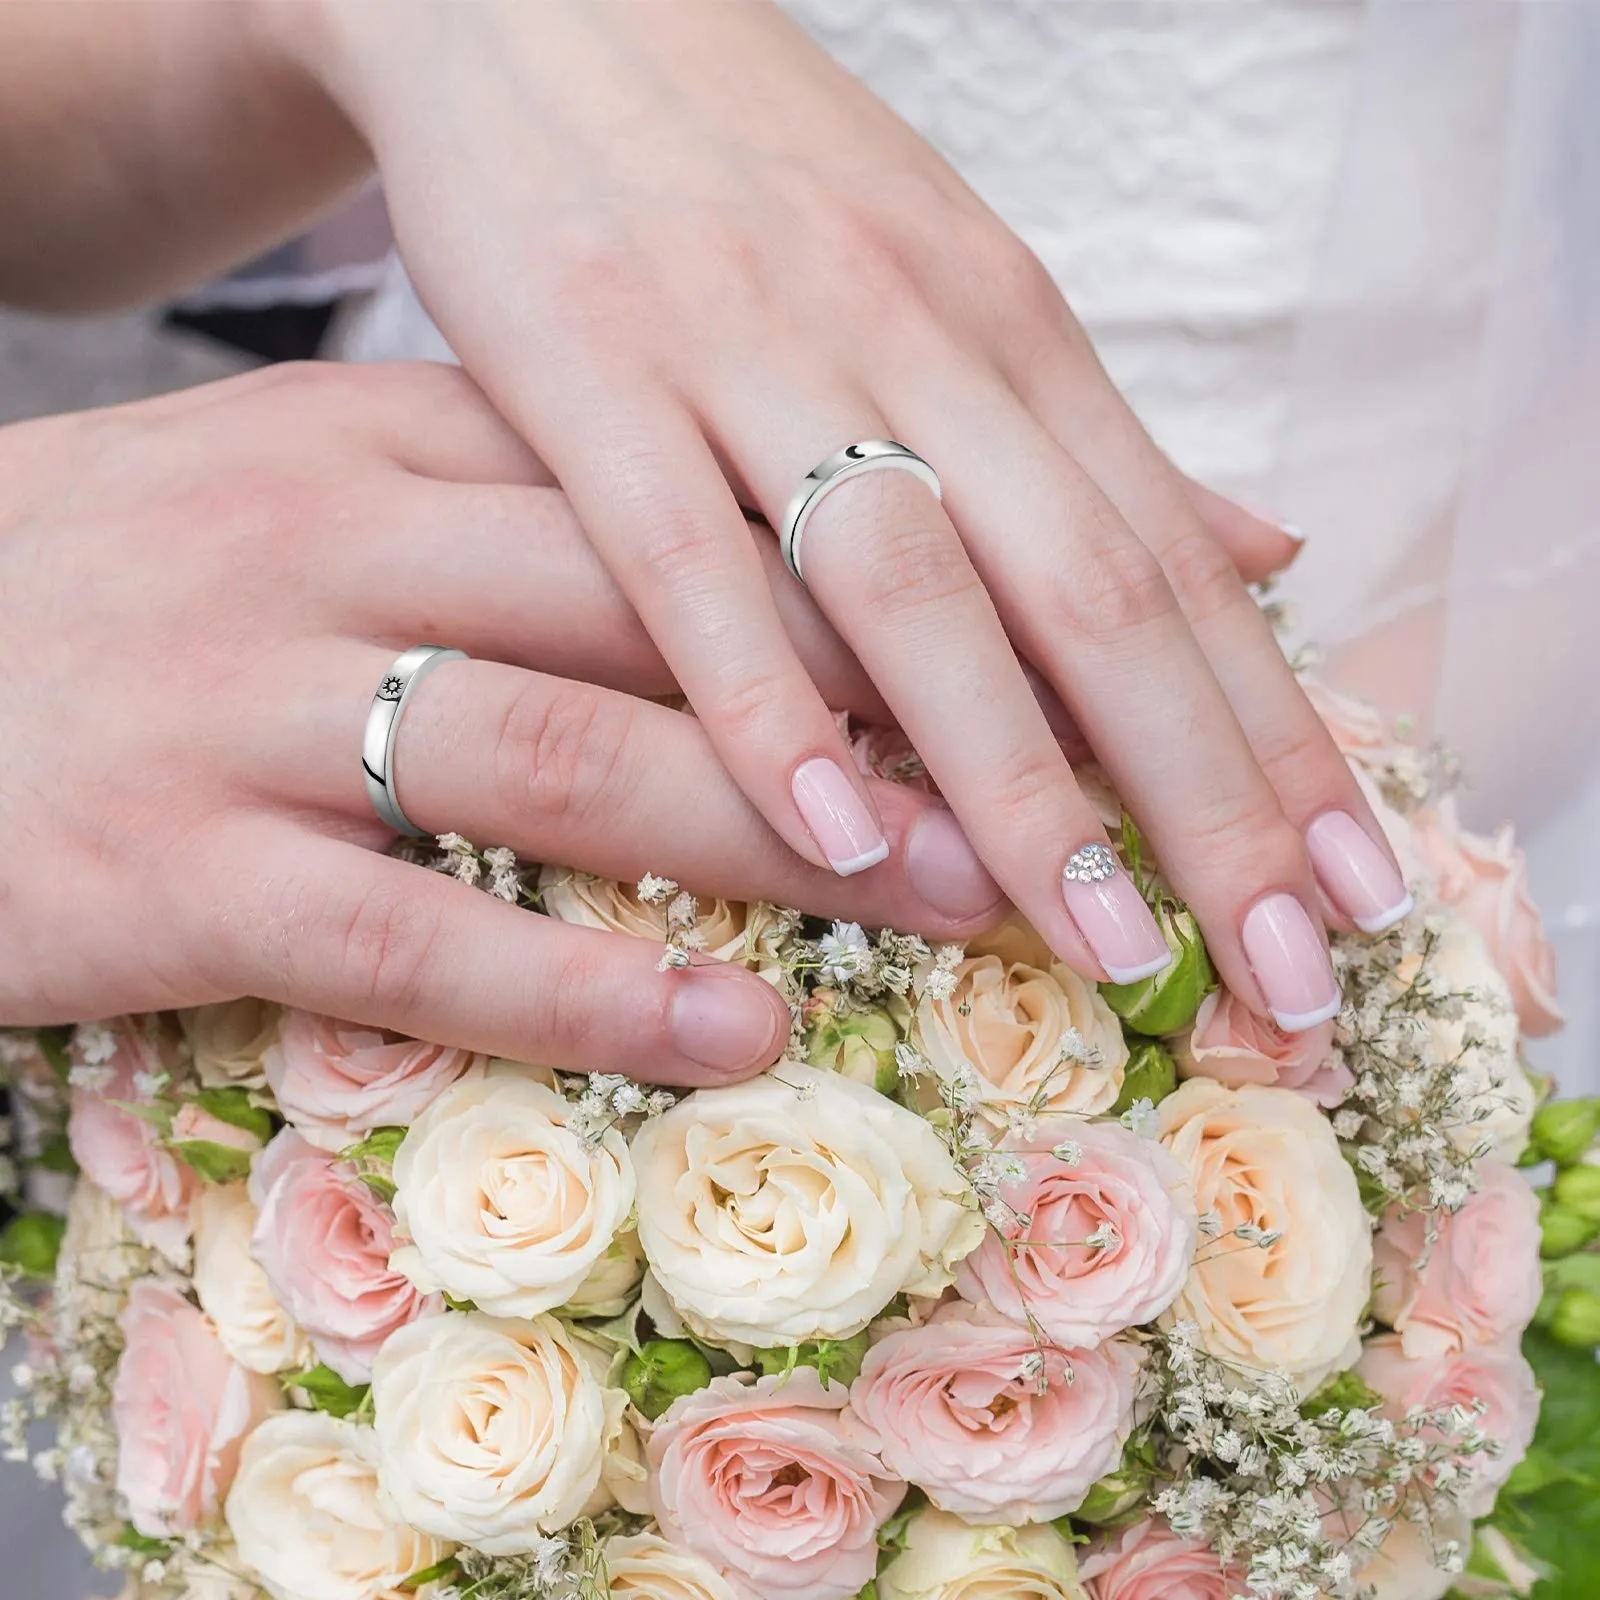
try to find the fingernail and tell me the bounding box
[1060,843,1172,984]
[906,808,1006,921]
[792,757,889,876]
[1241,892,1341,1032]
[669,968,785,1076]
[1305,810,1414,934]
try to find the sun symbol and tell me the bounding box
[378,675,406,700]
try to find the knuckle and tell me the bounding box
[845,483,979,621]
[1181,791,1305,887]
[634,500,728,590]
[710,665,799,749]
[1158,528,1250,626]
[532,936,618,1063]
[1252,711,1349,805]
[991,744,1078,834]
[332,882,446,1008]
[493,681,634,829]
[1049,522,1177,643]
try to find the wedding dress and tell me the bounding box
[339,0,1600,1088]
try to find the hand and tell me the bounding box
[283,0,1412,1031]
[0,361,1004,1078]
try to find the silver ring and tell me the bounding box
[779,439,941,583]
[362,645,466,836]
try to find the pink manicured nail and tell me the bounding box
[669,968,785,1076]
[792,757,889,876]
[906,808,1006,921]
[1060,844,1172,984]
[1241,892,1341,1032]
[1305,811,1414,934]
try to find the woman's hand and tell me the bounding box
[280,0,1412,1031]
[0,361,1004,1077]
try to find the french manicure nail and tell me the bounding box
[906,807,1006,921]
[669,968,785,1076]
[1060,843,1173,984]
[1241,892,1341,1032]
[792,757,889,876]
[1305,811,1413,934]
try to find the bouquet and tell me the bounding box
[0,677,1584,1600]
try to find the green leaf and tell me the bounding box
[114,1525,171,1557]
[34,1132,78,1175]
[340,1126,407,1165]
[1119,812,1148,899]
[191,1086,274,1144]
[110,1098,173,1135]
[1301,1368,1385,1419]
[400,1557,462,1591]
[583,1297,646,1354]
[876,1489,927,1562]
[442,1293,477,1313]
[169,1139,254,1184]
[0,1212,66,1278]
[356,1173,398,1205]
[753,1330,871,1388]
[281,1363,371,1420]
[34,1027,72,1080]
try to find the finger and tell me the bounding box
[1181,477,1305,586]
[259,646,1006,935]
[482,367,895,878]
[186,819,792,1086]
[713,374,1171,986]
[882,352,1341,1028]
[320,470,888,719]
[1010,343,1412,940]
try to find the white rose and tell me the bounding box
[1159,1080,1372,1394]
[191,1184,310,1375]
[538,868,783,970]
[1426,916,1535,1161]
[632,1064,983,1346]
[878,1510,1089,1600]
[371,1311,623,1553]
[225,1411,451,1600]
[181,1000,280,1090]
[562,1226,646,1318]
[913,935,1128,1128]
[390,1073,635,1319]
[603,1533,746,1600]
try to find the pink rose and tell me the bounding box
[67,1020,194,1262]
[1357,1334,1539,1515]
[1174,988,1350,1108]
[1373,1160,1543,1359]
[648,1369,904,1600]
[1078,1518,1236,1600]
[955,1120,1197,1349]
[112,1279,280,1537]
[1412,800,1563,1037]
[263,1010,487,1152]
[851,1303,1138,1522]
[170,1101,264,1154]
[248,1129,435,1383]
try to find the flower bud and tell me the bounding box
[1530,1098,1600,1168]
[1539,1196,1599,1258]
[1552,1164,1600,1224]
[1548,1288,1600,1350]
[1110,1039,1177,1118]
[1100,902,1215,1037]
[620,1338,713,1420]
[803,990,903,1095]
[1071,1436,1155,1526]
[0,1211,66,1279]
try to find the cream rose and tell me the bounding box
[538,867,781,969]
[563,1226,646,1317]
[912,941,1127,1127]
[371,1311,623,1553]
[56,1176,151,1320]
[181,1000,280,1091]
[1159,1080,1372,1393]
[389,1073,636,1318]
[604,1533,749,1600]
[877,1511,1089,1600]
[632,1064,982,1346]
[226,1411,451,1600]
[1425,917,1535,1161]
[191,1183,310,1375]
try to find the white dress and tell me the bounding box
[343,0,1600,1088]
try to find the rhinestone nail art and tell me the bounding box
[1063,842,1118,884]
